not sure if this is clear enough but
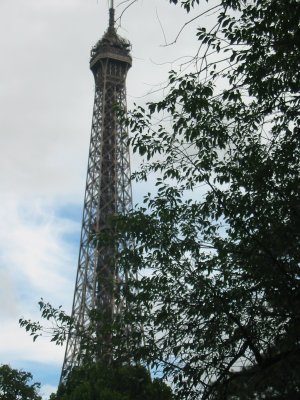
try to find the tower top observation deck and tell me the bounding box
[90,2,132,71]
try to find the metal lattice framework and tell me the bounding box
[61,6,132,381]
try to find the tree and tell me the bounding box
[19,303,174,399]
[49,362,173,400]
[0,364,41,400]
[112,0,300,399]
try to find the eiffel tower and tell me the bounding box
[61,0,132,380]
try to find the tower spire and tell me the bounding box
[109,0,115,29]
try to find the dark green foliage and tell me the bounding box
[113,0,300,399]
[19,300,139,368]
[19,300,72,346]
[0,364,41,400]
[51,363,173,400]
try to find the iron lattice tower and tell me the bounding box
[61,3,132,380]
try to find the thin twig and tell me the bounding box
[156,7,168,46]
[163,4,222,47]
[116,0,138,25]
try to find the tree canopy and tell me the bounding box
[50,363,173,400]
[0,364,41,400]
[113,0,300,398]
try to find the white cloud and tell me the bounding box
[0,269,19,319]
[0,319,65,366]
[0,197,77,371]
[41,384,58,400]
[0,197,77,300]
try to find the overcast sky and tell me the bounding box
[0,0,208,397]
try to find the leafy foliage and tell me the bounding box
[0,364,41,400]
[19,299,139,370]
[19,299,72,346]
[113,0,300,399]
[50,363,173,400]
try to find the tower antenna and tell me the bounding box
[109,0,115,28]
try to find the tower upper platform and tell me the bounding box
[90,7,132,72]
